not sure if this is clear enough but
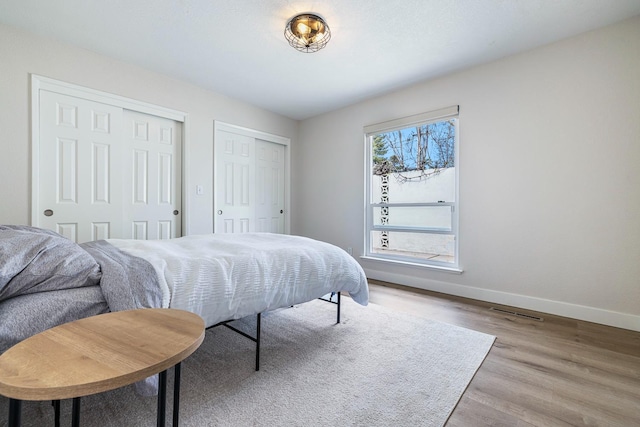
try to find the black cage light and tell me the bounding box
[284,13,331,53]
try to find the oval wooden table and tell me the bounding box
[0,308,205,427]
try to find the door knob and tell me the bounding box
[44,209,53,217]
[217,210,223,215]
[173,210,179,215]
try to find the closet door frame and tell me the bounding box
[30,74,190,235]
[213,121,291,234]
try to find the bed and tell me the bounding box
[0,225,369,360]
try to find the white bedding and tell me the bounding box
[107,233,368,327]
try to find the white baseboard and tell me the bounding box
[365,269,640,332]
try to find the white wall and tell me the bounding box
[0,23,298,235]
[295,16,640,331]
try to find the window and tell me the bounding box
[364,106,459,270]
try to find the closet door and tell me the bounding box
[38,90,124,242]
[255,139,285,233]
[36,90,182,242]
[214,130,286,234]
[122,110,182,240]
[214,130,256,233]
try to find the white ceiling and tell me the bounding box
[2,0,639,120]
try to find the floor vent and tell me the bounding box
[489,307,544,322]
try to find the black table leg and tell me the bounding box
[71,397,81,427]
[52,400,60,427]
[8,398,21,427]
[173,363,182,427]
[157,370,167,427]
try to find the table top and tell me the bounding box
[0,308,205,401]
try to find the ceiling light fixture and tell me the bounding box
[284,13,331,53]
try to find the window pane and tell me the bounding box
[373,205,452,230]
[371,231,455,264]
[371,168,455,204]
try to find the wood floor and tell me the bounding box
[366,280,640,427]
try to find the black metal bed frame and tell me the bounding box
[42,294,341,426]
[206,292,342,371]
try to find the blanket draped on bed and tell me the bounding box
[0,226,162,354]
[107,233,369,328]
[81,240,163,312]
[0,227,164,395]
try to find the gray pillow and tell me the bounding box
[0,225,101,302]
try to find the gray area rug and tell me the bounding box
[0,298,495,426]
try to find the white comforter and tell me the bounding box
[107,233,368,327]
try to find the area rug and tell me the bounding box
[0,298,495,427]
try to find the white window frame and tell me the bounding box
[363,106,461,272]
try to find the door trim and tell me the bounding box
[213,121,291,234]
[31,74,190,235]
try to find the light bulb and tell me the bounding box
[296,22,310,36]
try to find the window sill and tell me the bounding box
[360,255,463,274]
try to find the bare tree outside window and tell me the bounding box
[373,120,455,181]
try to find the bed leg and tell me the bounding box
[337,292,341,324]
[255,312,261,371]
[217,316,261,371]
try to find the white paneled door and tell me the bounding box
[214,130,285,234]
[39,90,124,242]
[37,90,181,242]
[215,131,254,233]
[255,139,285,233]
[122,110,182,240]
